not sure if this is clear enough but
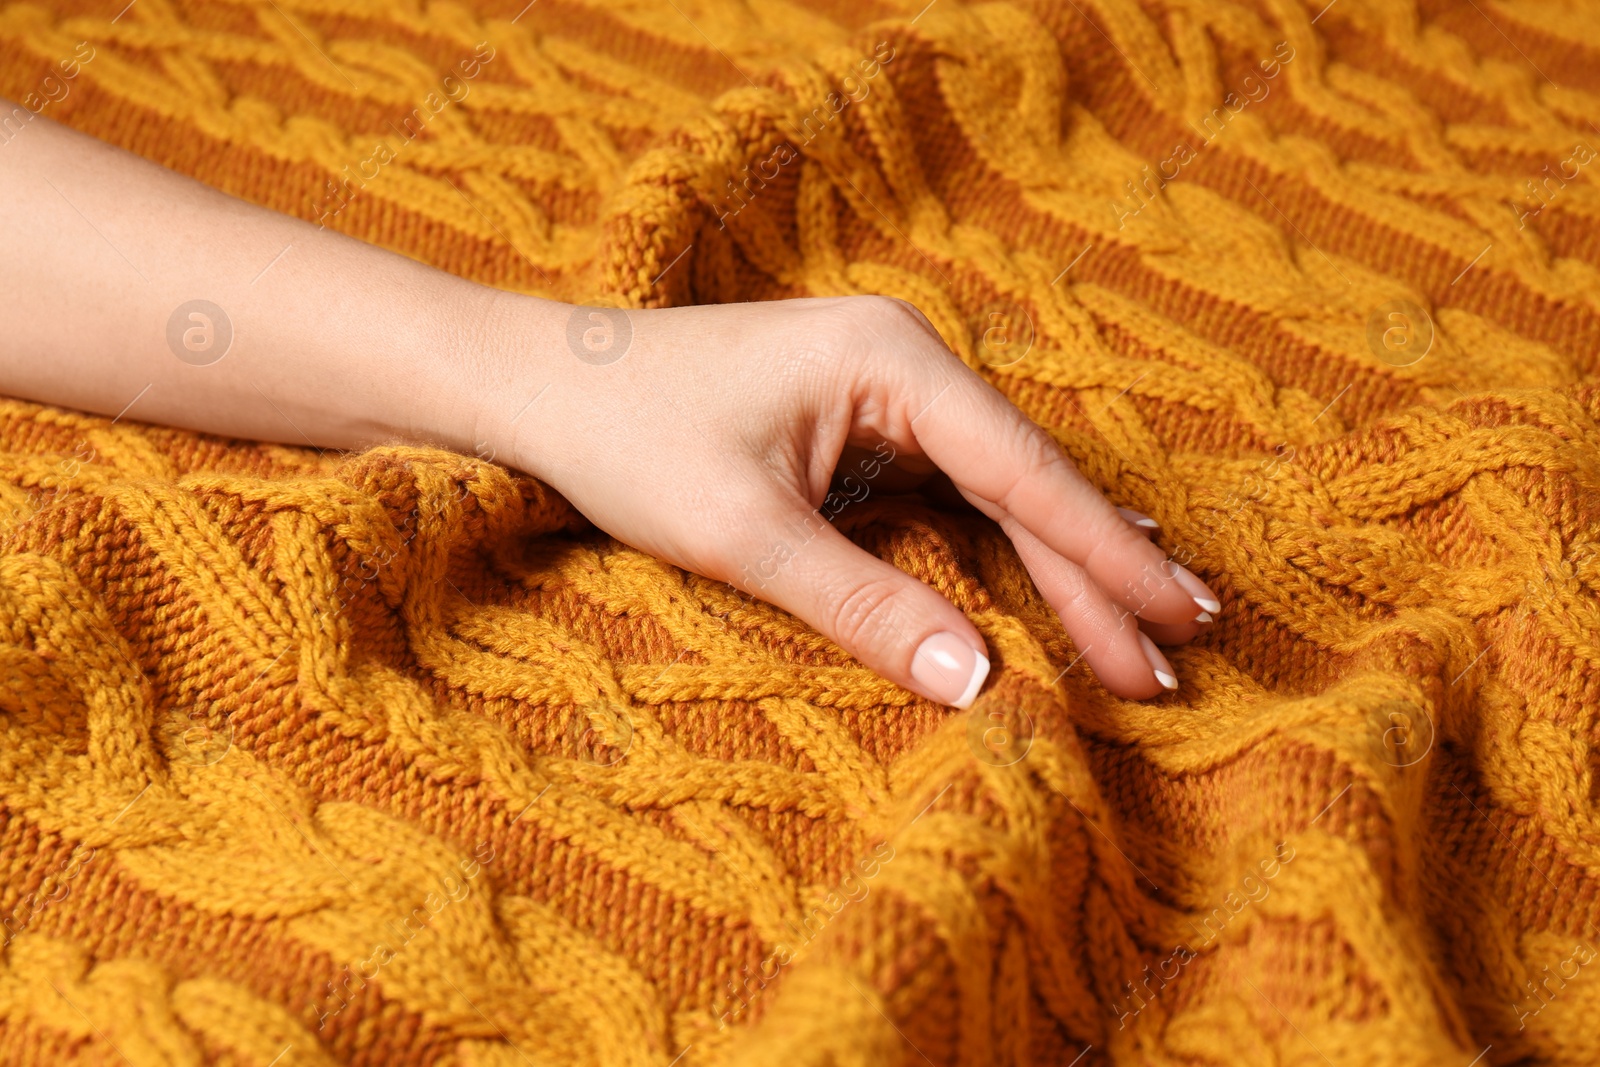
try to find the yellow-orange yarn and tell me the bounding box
[3,0,1600,1064]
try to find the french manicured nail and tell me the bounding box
[1172,565,1221,615]
[1194,611,1214,624]
[1117,507,1160,529]
[912,632,991,709]
[1138,632,1179,690]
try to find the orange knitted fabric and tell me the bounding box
[2,0,1599,1064]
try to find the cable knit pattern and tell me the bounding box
[3,0,1600,1064]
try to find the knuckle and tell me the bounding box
[848,294,928,337]
[881,295,925,324]
[996,424,1064,512]
[827,575,906,651]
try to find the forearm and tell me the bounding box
[0,107,554,460]
[0,107,1219,706]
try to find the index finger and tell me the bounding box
[896,353,1219,627]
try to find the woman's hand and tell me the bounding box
[0,111,1218,707]
[472,295,1218,707]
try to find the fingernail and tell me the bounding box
[1194,611,1213,624]
[1117,507,1160,529]
[1138,632,1179,690]
[1172,565,1221,615]
[911,632,991,709]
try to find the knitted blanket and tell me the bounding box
[2,0,1598,1064]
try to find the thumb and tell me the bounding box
[733,503,991,708]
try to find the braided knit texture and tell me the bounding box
[4,0,1600,1063]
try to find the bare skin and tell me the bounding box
[0,109,1219,708]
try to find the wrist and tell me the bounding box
[420,282,574,482]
